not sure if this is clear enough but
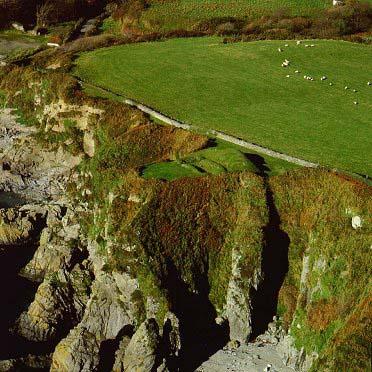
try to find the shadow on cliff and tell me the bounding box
[246,154,290,339]
[165,259,229,372]
[0,214,53,361]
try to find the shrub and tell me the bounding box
[194,16,245,34]
[113,0,148,34]
[60,34,121,53]
[216,22,237,36]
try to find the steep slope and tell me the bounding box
[0,63,370,372]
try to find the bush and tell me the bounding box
[325,0,372,34]
[216,22,237,36]
[194,16,245,34]
[113,0,148,34]
[60,34,120,53]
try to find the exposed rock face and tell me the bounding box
[277,335,318,372]
[225,247,258,344]
[113,335,132,372]
[21,204,85,282]
[122,319,161,372]
[83,131,95,157]
[51,272,138,371]
[0,109,81,201]
[2,62,370,372]
[16,264,91,342]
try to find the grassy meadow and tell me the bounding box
[75,38,372,176]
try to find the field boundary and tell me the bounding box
[124,98,319,168]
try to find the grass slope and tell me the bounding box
[141,0,333,31]
[75,38,372,176]
[141,139,299,181]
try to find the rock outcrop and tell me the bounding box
[122,319,161,372]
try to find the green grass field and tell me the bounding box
[141,141,259,180]
[75,37,372,176]
[141,0,335,31]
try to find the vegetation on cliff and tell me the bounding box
[271,169,372,371]
[1,10,371,367]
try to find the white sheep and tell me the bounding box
[321,76,327,81]
[286,74,290,78]
[353,89,357,92]
[295,70,300,73]
[296,40,302,45]
[345,86,349,90]
[354,101,358,105]
[329,82,333,86]
[284,44,289,47]
[278,48,283,52]
[368,82,371,86]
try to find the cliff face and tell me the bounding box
[0,66,370,372]
[272,171,371,372]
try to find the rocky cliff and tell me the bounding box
[0,65,370,372]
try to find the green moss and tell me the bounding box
[136,266,169,325]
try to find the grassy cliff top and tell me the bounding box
[75,37,372,176]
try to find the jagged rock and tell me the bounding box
[0,204,47,245]
[225,248,259,344]
[16,265,91,342]
[51,327,100,372]
[52,272,136,371]
[0,354,52,371]
[123,319,161,372]
[21,205,86,281]
[276,334,318,371]
[0,108,81,201]
[163,312,181,360]
[112,335,131,372]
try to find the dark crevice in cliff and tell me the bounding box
[248,155,290,340]
[97,325,134,372]
[0,213,53,361]
[165,259,229,372]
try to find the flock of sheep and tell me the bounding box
[278,40,370,106]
